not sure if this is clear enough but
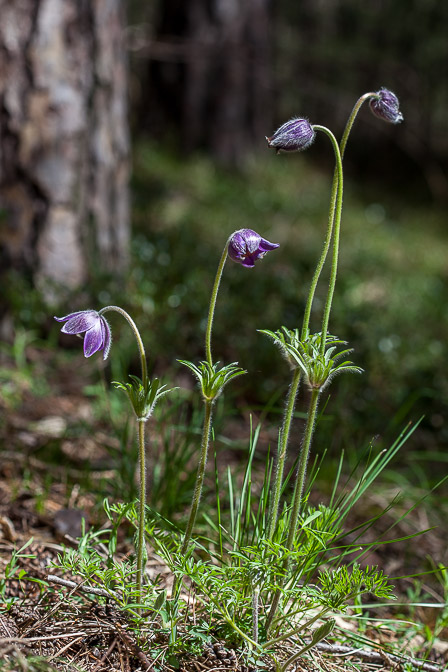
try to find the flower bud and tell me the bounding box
[266,118,315,153]
[228,229,279,268]
[369,88,403,124]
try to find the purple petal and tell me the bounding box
[101,317,112,360]
[241,257,255,268]
[241,229,261,253]
[228,232,246,254]
[54,310,94,323]
[258,238,280,252]
[83,321,105,357]
[56,310,100,335]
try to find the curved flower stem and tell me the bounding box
[303,97,377,341]
[99,305,149,604]
[205,241,230,366]
[99,305,148,386]
[136,418,147,604]
[266,388,320,632]
[311,127,343,355]
[267,368,302,541]
[301,162,339,341]
[340,92,378,159]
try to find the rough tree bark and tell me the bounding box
[0,0,129,304]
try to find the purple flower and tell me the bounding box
[369,88,403,124]
[266,118,315,153]
[228,229,279,268]
[54,310,112,360]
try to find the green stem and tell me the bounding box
[252,586,259,644]
[136,418,147,603]
[266,388,320,631]
[301,166,339,341]
[340,92,379,159]
[99,305,149,603]
[311,127,343,355]
[99,305,148,386]
[172,399,213,598]
[287,388,320,549]
[302,96,377,343]
[267,368,301,541]
[181,399,214,556]
[205,241,229,366]
[305,93,377,345]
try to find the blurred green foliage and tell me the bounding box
[128,142,448,453]
[8,141,448,467]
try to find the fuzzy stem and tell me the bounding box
[267,368,301,541]
[99,305,149,603]
[205,242,229,366]
[304,94,377,343]
[99,305,148,386]
[266,388,320,631]
[181,399,214,555]
[172,400,213,598]
[311,127,343,355]
[301,166,339,340]
[286,388,320,548]
[340,92,379,159]
[136,418,147,604]
[252,586,260,644]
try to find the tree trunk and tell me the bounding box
[0,0,130,304]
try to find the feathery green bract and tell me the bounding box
[178,359,246,402]
[260,327,362,389]
[113,375,176,419]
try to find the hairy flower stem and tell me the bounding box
[180,399,214,555]
[340,92,379,159]
[305,95,376,346]
[269,127,343,541]
[99,306,148,386]
[303,97,376,339]
[136,418,147,604]
[311,127,344,355]
[172,399,213,598]
[286,388,320,549]
[205,241,229,366]
[267,368,301,541]
[266,388,320,631]
[252,586,260,643]
[301,149,339,341]
[99,306,149,600]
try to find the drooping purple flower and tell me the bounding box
[54,310,112,360]
[266,118,316,153]
[369,88,403,124]
[228,229,279,268]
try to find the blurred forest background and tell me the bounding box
[1,0,448,500]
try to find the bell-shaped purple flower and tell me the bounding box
[54,310,112,360]
[266,117,316,153]
[228,229,279,268]
[369,88,403,124]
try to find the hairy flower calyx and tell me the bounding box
[179,360,246,402]
[260,328,362,390]
[113,375,175,419]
